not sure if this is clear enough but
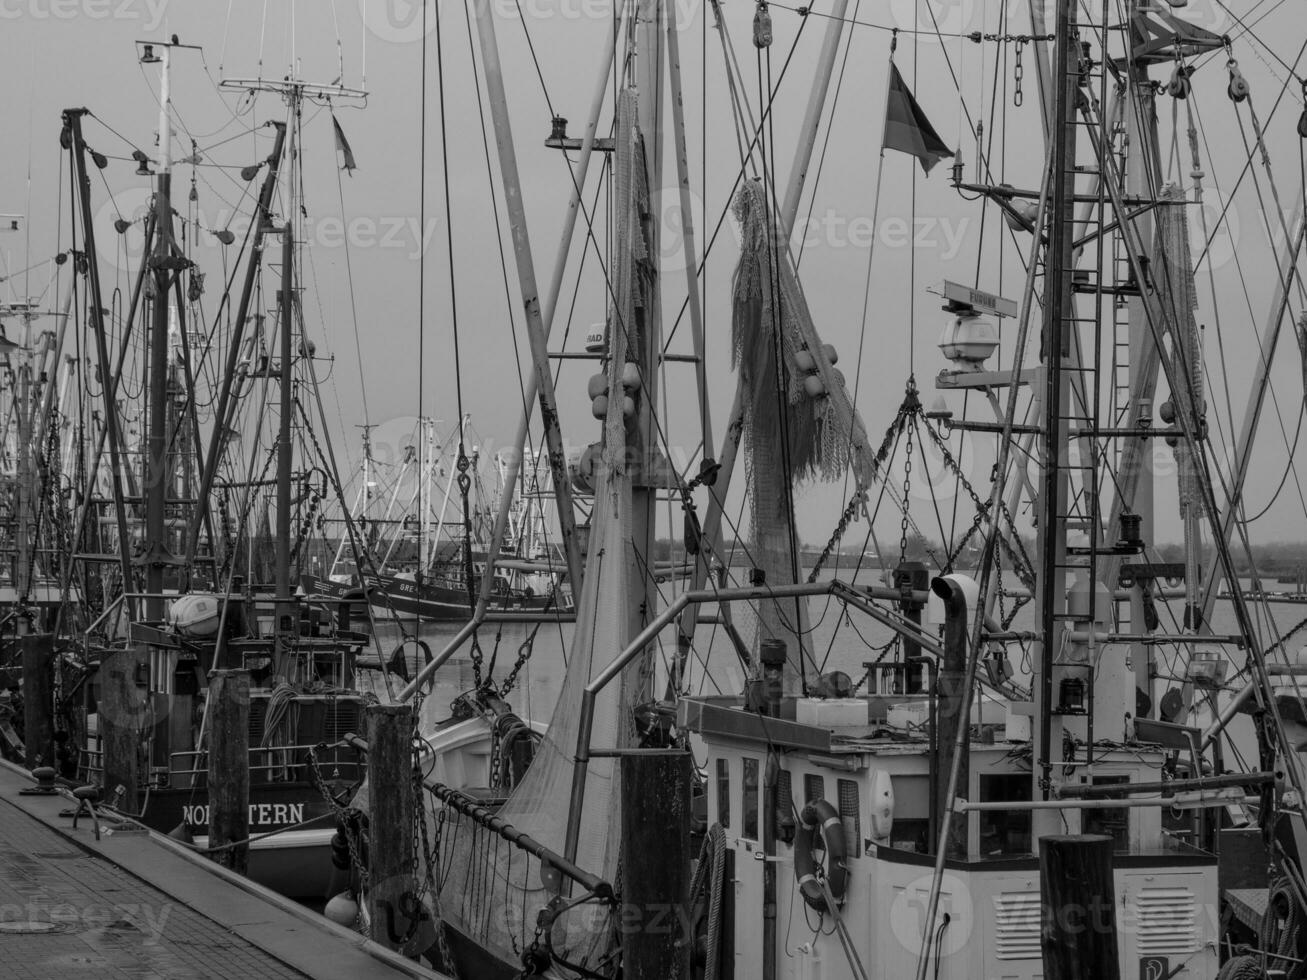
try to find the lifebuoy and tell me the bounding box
[794,798,848,912]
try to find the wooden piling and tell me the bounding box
[21,634,54,769]
[365,702,419,953]
[100,646,148,807]
[1040,834,1119,980]
[621,752,692,980]
[208,668,250,874]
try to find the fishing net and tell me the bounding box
[430,87,653,970]
[730,181,875,683]
[1155,181,1205,622]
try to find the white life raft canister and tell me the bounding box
[168,594,223,637]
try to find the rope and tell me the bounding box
[1215,954,1264,979]
[686,823,727,980]
[1262,873,1304,971]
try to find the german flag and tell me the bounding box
[883,64,954,175]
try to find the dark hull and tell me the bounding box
[302,573,567,623]
[139,782,341,899]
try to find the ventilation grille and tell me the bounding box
[247,699,267,744]
[838,778,861,859]
[1133,886,1198,955]
[993,891,1042,960]
[804,773,824,804]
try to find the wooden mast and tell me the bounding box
[143,40,179,622]
[470,0,585,598]
[275,124,295,659]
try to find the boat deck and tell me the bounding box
[0,761,446,980]
[1226,888,1269,936]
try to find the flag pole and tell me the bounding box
[858,32,898,343]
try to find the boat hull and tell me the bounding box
[301,573,566,623]
[140,782,343,900]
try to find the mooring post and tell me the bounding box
[21,633,54,769]
[208,668,250,874]
[100,646,148,807]
[366,702,421,954]
[1040,834,1120,980]
[620,752,692,980]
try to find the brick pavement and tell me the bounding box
[0,802,309,980]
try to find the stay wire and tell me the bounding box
[417,0,428,624]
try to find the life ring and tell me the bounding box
[794,798,848,912]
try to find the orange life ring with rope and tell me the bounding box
[794,798,848,912]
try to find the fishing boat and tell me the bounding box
[197,0,1307,976]
[19,38,390,900]
[304,426,573,624]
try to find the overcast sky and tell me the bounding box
[2,0,1305,555]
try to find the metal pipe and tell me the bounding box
[957,796,1260,812]
[1057,771,1274,799]
[561,577,973,865]
[565,581,842,865]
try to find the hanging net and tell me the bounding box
[730,181,876,681]
[426,86,654,971]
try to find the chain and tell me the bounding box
[468,633,485,693]
[944,510,986,572]
[1014,39,1025,107]
[307,746,369,889]
[497,592,555,698]
[976,32,1053,44]
[807,490,868,582]
[1267,614,1307,658]
[898,424,914,565]
[922,416,1037,589]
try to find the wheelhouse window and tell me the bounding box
[742,757,760,840]
[716,758,731,829]
[978,773,1033,857]
[804,773,824,804]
